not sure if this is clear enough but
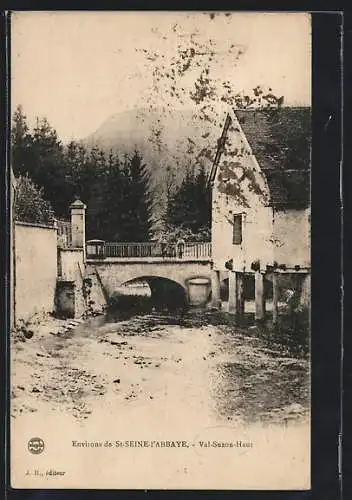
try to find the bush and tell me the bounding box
[14,173,55,225]
[156,224,211,244]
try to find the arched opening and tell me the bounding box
[110,276,188,314]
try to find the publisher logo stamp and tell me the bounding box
[28,437,45,455]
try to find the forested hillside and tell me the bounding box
[11,105,212,241]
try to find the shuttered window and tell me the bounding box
[233,214,242,245]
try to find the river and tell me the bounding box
[11,309,310,489]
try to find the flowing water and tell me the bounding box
[11,309,310,489]
[11,309,310,425]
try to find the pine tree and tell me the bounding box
[85,148,108,239]
[62,140,87,213]
[100,152,125,241]
[194,163,211,230]
[28,117,70,216]
[11,105,35,178]
[119,151,153,242]
[166,166,195,230]
[165,164,211,238]
[11,108,154,242]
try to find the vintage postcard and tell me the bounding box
[9,11,311,489]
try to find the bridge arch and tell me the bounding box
[89,260,212,308]
[121,274,187,291]
[120,275,188,311]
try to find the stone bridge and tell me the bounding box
[86,256,213,308]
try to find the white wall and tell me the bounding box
[211,113,310,273]
[14,222,58,322]
[273,209,310,268]
[211,114,273,272]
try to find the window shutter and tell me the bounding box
[233,214,242,245]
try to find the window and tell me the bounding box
[233,214,242,245]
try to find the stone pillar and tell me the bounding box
[228,271,237,314]
[228,271,245,317]
[272,272,279,325]
[254,271,265,321]
[236,272,245,317]
[188,278,211,307]
[69,199,87,261]
[211,270,221,309]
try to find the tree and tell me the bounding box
[137,19,284,214]
[84,148,109,239]
[193,163,211,230]
[30,117,70,216]
[165,164,211,238]
[14,173,55,225]
[137,18,284,165]
[12,109,73,217]
[97,151,125,241]
[62,140,89,205]
[11,105,35,179]
[82,150,153,242]
[119,151,153,241]
[166,166,195,230]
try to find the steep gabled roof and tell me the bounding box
[209,107,311,209]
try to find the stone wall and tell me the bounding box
[58,248,85,281]
[14,222,58,322]
[56,248,86,318]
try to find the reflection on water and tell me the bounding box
[214,357,309,424]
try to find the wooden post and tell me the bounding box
[272,272,279,325]
[255,271,265,321]
[211,270,221,309]
[228,271,237,314]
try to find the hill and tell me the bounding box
[83,107,226,212]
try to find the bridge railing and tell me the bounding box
[91,241,211,260]
[182,242,212,259]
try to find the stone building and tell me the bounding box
[208,107,311,321]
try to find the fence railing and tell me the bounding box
[55,219,72,248]
[89,241,211,260]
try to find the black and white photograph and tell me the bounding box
[10,11,311,489]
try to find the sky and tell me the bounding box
[11,11,311,143]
